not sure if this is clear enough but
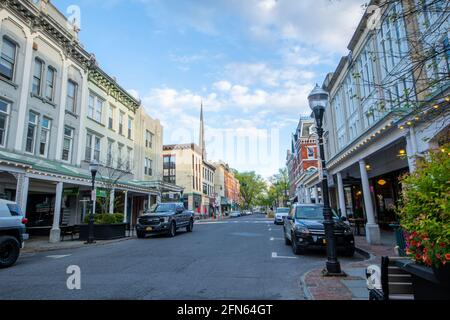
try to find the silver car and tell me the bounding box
[274,207,290,225]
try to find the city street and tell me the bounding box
[0,215,363,300]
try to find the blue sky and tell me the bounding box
[55,0,365,177]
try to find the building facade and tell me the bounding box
[162,143,204,213]
[320,0,449,244]
[0,0,170,242]
[286,117,321,204]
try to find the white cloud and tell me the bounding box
[213,80,232,91]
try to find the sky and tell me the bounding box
[55,0,366,178]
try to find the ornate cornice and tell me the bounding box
[4,0,92,69]
[88,67,141,113]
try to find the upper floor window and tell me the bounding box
[117,144,124,168]
[145,158,153,176]
[45,67,56,101]
[126,147,133,171]
[0,37,17,81]
[66,80,78,113]
[307,146,315,159]
[145,130,154,149]
[32,59,43,96]
[119,112,124,135]
[62,126,74,162]
[39,117,51,157]
[127,116,133,140]
[107,140,114,167]
[85,133,101,162]
[88,93,103,123]
[0,99,10,147]
[25,111,38,153]
[108,106,114,130]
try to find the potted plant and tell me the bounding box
[397,144,450,293]
[78,213,126,240]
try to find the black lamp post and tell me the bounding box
[87,160,99,244]
[308,84,344,276]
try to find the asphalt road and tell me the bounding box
[0,214,363,300]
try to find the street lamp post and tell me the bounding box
[87,160,99,244]
[308,84,344,276]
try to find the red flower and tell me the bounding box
[439,242,446,248]
[410,240,417,247]
[445,253,450,261]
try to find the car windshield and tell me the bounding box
[152,203,177,213]
[295,206,324,220]
[276,208,289,214]
[295,206,340,220]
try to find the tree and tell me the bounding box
[269,168,290,207]
[234,171,267,209]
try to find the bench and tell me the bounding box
[368,256,415,300]
[61,225,80,241]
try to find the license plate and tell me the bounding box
[146,227,153,231]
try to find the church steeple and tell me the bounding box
[199,101,206,160]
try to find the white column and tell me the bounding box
[336,172,347,217]
[148,194,152,210]
[50,182,64,243]
[109,188,115,214]
[123,191,128,223]
[359,159,380,244]
[313,185,319,204]
[306,188,312,204]
[16,174,29,215]
[55,59,69,160]
[14,34,34,152]
[406,127,418,172]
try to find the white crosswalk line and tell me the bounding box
[271,252,298,259]
[46,254,71,259]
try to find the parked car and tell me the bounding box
[229,211,241,217]
[243,210,252,216]
[0,200,29,268]
[274,207,290,225]
[283,204,355,256]
[135,202,194,238]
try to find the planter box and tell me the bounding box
[395,260,450,300]
[77,223,126,241]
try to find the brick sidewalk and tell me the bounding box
[302,236,397,300]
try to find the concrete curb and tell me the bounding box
[21,236,135,254]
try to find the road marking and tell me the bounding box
[46,254,72,259]
[268,228,272,231]
[271,252,298,259]
[270,237,283,241]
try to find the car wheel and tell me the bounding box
[291,234,305,255]
[0,236,20,269]
[186,219,194,232]
[137,231,146,239]
[168,222,176,237]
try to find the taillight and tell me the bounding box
[21,218,28,225]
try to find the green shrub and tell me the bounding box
[83,213,124,224]
[398,144,450,267]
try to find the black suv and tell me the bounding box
[283,203,355,256]
[136,202,194,238]
[0,200,29,268]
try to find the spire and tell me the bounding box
[199,101,206,160]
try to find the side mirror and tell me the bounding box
[176,207,184,214]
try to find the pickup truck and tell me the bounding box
[0,199,29,268]
[135,202,194,238]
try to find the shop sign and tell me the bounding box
[96,188,108,198]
